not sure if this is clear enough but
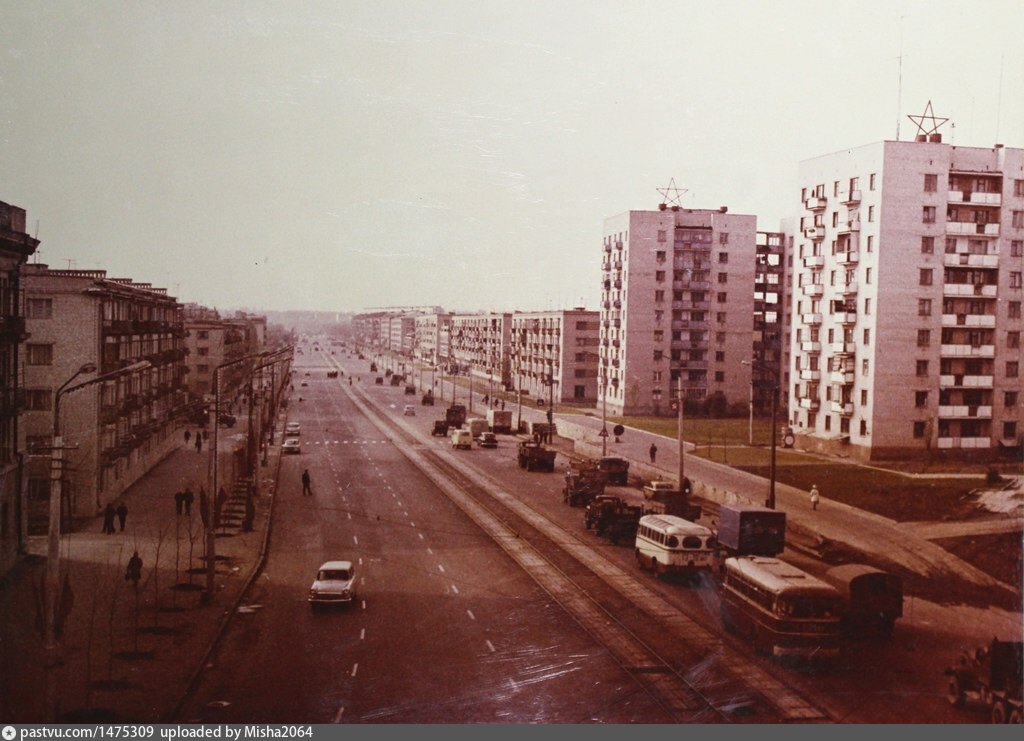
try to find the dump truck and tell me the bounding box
[716,504,786,557]
[486,409,513,434]
[597,456,630,485]
[945,639,1023,723]
[517,441,557,472]
[445,405,467,429]
[563,467,607,507]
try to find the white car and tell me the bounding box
[403,404,416,416]
[309,561,357,607]
[283,438,301,455]
[285,422,301,437]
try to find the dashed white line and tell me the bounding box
[358,557,363,565]
[361,599,366,610]
[417,533,424,540]
[353,535,359,545]
[350,663,358,677]
[347,512,352,520]
[409,521,416,528]
[466,609,476,621]
[426,547,433,555]
[333,706,345,723]
[451,584,459,594]
[360,628,366,640]
[486,640,496,653]
[437,564,445,574]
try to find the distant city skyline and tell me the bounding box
[3,1,1022,313]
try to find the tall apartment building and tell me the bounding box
[183,305,253,400]
[753,231,790,413]
[21,265,187,526]
[0,202,39,574]
[510,309,600,403]
[790,139,1024,460]
[600,207,757,416]
[449,313,511,389]
[414,313,450,364]
[390,314,418,355]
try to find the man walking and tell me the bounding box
[184,429,191,447]
[116,502,128,531]
[649,442,658,464]
[125,551,143,586]
[301,469,312,496]
[102,504,116,535]
[183,486,194,515]
[810,484,820,511]
[195,434,203,453]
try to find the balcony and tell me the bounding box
[941,313,996,328]
[830,401,854,415]
[801,313,822,325]
[830,370,855,384]
[613,319,621,328]
[937,436,991,450]
[614,279,622,289]
[803,255,825,269]
[834,311,858,324]
[838,217,861,233]
[940,343,995,358]
[604,243,612,253]
[940,374,994,388]
[836,281,858,296]
[802,284,824,298]
[602,301,611,309]
[943,253,999,268]
[799,369,821,381]
[948,191,1001,206]
[805,196,827,211]
[840,189,862,205]
[836,250,859,265]
[799,397,820,410]
[800,341,821,353]
[831,341,856,354]
[946,221,1000,237]
[938,405,993,419]
[803,225,825,239]
[943,283,997,298]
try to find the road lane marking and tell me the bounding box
[360,628,366,640]
[486,640,495,652]
[467,609,476,621]
[333,707,345,723]
[353,535,359,545]
[358,558,363,564]
[410,521,416,528]
[451,584,459,594]
[361,599,366,609]
[426,547,433,555]
[351,663,358,677]
[347,512,352,520]
[437,564,445,574]
[418,533,424,540]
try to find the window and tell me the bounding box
[924,174,938,192]
[913,421,927,438]
[25,344,53,365]
[918,298,932,316]
[657,230,667,243]
[1012,241,1023,257]
[917,329,930,347]
[946,237,958,253]
[197,364,209,373]
[1009,331,1021,349]
[860,389,868,405]
[718,252,729,263]
[197,347,209,356]
[716,332,726,343]
[1013,211,1024,228]
[923,206,936,224]
[862,359,870,376]
[1008,361,1020,378]
[919,268,933,286]
[916,360,929,376]
[859,420,868,436]
[653,350,663,361]
[863,328,871,344]
[1011,272,1023,288]
[1005,422,1018,440]
[26,298,53,319]
[25,389,51,411]
[654,290,664,302]
[1006,391,1019,407]
[1015,180,1024,197]
[866,235,874,253]
[1010,302,1022,319]
[869,173,877,191]
[832,212,839,227]
[715,371,725,382]
[868,205,876,223]
[197,330,209,340]
[655,270,666,282]
[717,273,728,284]
[716,292,727,303]
[656,250,666,262]
[715,351,725,362]
[864,298,871,315]
[719,232,729,244]
[866,267,873,285]
[716,312,727,323]
[921,236,934,254]
[652,371,662,382]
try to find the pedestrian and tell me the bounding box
[195,434,202,453]
[184,429,191,446]
[302,469,312,496]
[116,503,128,531]
[501,399,506,411]
[102,504,116,535]
[649,442,658,463]
[183,486,194,515]
[125,551,143,586]
[810,485,820,511]
[174,490,184,515]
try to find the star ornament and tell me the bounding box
[908,100,949,138]
[657,178,688,209]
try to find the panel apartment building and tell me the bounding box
[510,309,600,404]
[448,313,511,390]
[600,207,758,416]
[790,139,1024,460]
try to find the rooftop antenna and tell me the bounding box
[64,258,76,270]
[895,15,905,140]
[995,54,1004,143]
[656,178,687,212]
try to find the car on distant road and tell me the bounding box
[300,381,308,387]
[283,438,301,455]
[285,422,301,437]
[308,561,357,608]
[477,431,498,448]
[403,404,416,416]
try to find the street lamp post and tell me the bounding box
[601,368,608,457]
[742,359,779,509]
[677,378,685,493]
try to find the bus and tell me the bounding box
[720,556,843,660]
[635,514,716,581]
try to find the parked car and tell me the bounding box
[309,561,357,608]
[477,431,498,448]
[285,422,301,437]
[403,404,416,416]
[283,438,301,454]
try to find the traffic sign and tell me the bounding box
[612,424,625,437]
[598,428,608,437]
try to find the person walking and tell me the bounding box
[301,469,312,496]
[184,429,191,447]
[174,490,184,515]
[125,551,143,586]
[810,484,820,511]
[195,434,203,453]
[116,503,128,531]
[102,504,116,535]
[183,486,194,515]
[649,442,658,464]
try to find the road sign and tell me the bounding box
[598,428,608,437]
[612,424,625,437]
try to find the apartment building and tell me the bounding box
[753,230,790,414]
[21,265,187,526]
[449,313,511,389]
[510,309,600,403]
[183,305,254,400]
[600,207,757,416]
[414,313,450,364]
[389,314,418,355]
[0,202,39,574]
[790,139,1024,460]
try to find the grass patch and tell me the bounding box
[933,531,1024,589]
[610,415,775,446]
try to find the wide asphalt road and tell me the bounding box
[176,349,674,723]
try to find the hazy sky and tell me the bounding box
[3,1,1023,314]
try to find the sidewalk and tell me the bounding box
[0,413,286,722]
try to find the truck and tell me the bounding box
[525,420,556,440]
[421,390,434,406]
[945,639,1023,723]
[821,564,903,639]
[584,495,622,530]
[517,441,557,472]
[465,417,489,439]
[715,504,786,557]
[444,405,467,429]
[486,409,513,434]
[431,420,449,437]
[593,502,643,545]
[563,467,607,507]
[597,456,630,485]
[641,485,702,522]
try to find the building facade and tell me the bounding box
[599,207,757,416]
[21,265,187,526]
[448,313,511,389]
[510,309,600,403]
[790,139,1024,460]
[0,202,39,574]
[414,313,450,364]
[753,230,789,414]
[183,306,252,401]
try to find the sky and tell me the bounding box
[2,0,1023,314]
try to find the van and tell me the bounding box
[450,429,473,450]
[466,418,489,439]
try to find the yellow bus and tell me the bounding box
[635,514,716,582]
